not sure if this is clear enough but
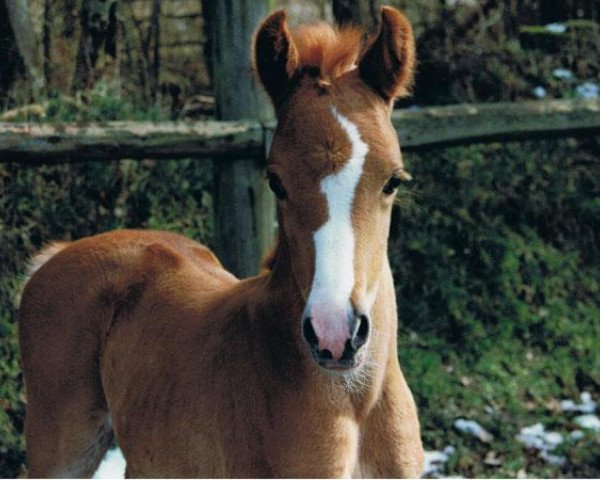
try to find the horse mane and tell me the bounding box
[292,23,363,82]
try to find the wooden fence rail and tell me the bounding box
[1,99,599,163]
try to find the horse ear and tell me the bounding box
[254,10,299,106]
[358,7,416,103]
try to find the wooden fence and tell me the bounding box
[1,99,599,162]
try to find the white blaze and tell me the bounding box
[306,107,368,320]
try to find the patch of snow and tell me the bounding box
[423,446,456,478]
[516,423,568,467]
[569,429,585,441]
[93,447,126,479]
[443,445,456,456]
[581,392,594,404]
[533,86,547,98]
[560,391,596,414]
[517,423,547,450]
[561,401,578,412]
[446,0,477,7]
[454,419,494,443]
[540,450,567,467]
[575,82,600,99]
[552,68,574,80]
[545,23,567,34]
[543,431,564,448]
[574,414,600,432]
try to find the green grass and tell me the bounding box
[2,81,169,123]
[393,140,600,477]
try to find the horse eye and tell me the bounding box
[267,172,287,200]
[383,175,402,195]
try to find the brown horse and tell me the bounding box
[19,6,423,478]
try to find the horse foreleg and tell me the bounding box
[358,360,424,478]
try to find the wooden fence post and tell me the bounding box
[205,0,276,278]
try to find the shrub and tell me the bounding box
[393,138,600,477]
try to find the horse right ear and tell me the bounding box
[254,10,299,106]
[358,7,415,103]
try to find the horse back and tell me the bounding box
[20,229,237,365]
[18,230,241,476]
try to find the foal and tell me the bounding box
[19,6,423,478]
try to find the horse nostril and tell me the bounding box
[352,314,370,350]
[302,317,318,347]
[318,349,333,361]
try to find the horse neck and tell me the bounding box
[252,234,307,351]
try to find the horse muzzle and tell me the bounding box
[301,302,370,371]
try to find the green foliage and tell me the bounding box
[0,313,24,477]
[45,82,168,122]
[393,138,600,477]
[409,1,600,104]
[1,82,169,123]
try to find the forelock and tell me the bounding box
[292,23,363,81]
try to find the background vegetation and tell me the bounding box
[1,0,599,477]
[394,139,600,477]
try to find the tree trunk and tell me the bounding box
[43,0,51,87]
[0,0,23,98]
[4,0,45,96]
[121,2,150,103]
[64,0,77,37]
[201,0,213,90]
[72,0,118,93]
[149,0,160,102]
[205,0,276,278]
[332,0,380,31]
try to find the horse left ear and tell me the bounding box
[254,10,299,107]
[358,6,416,103]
